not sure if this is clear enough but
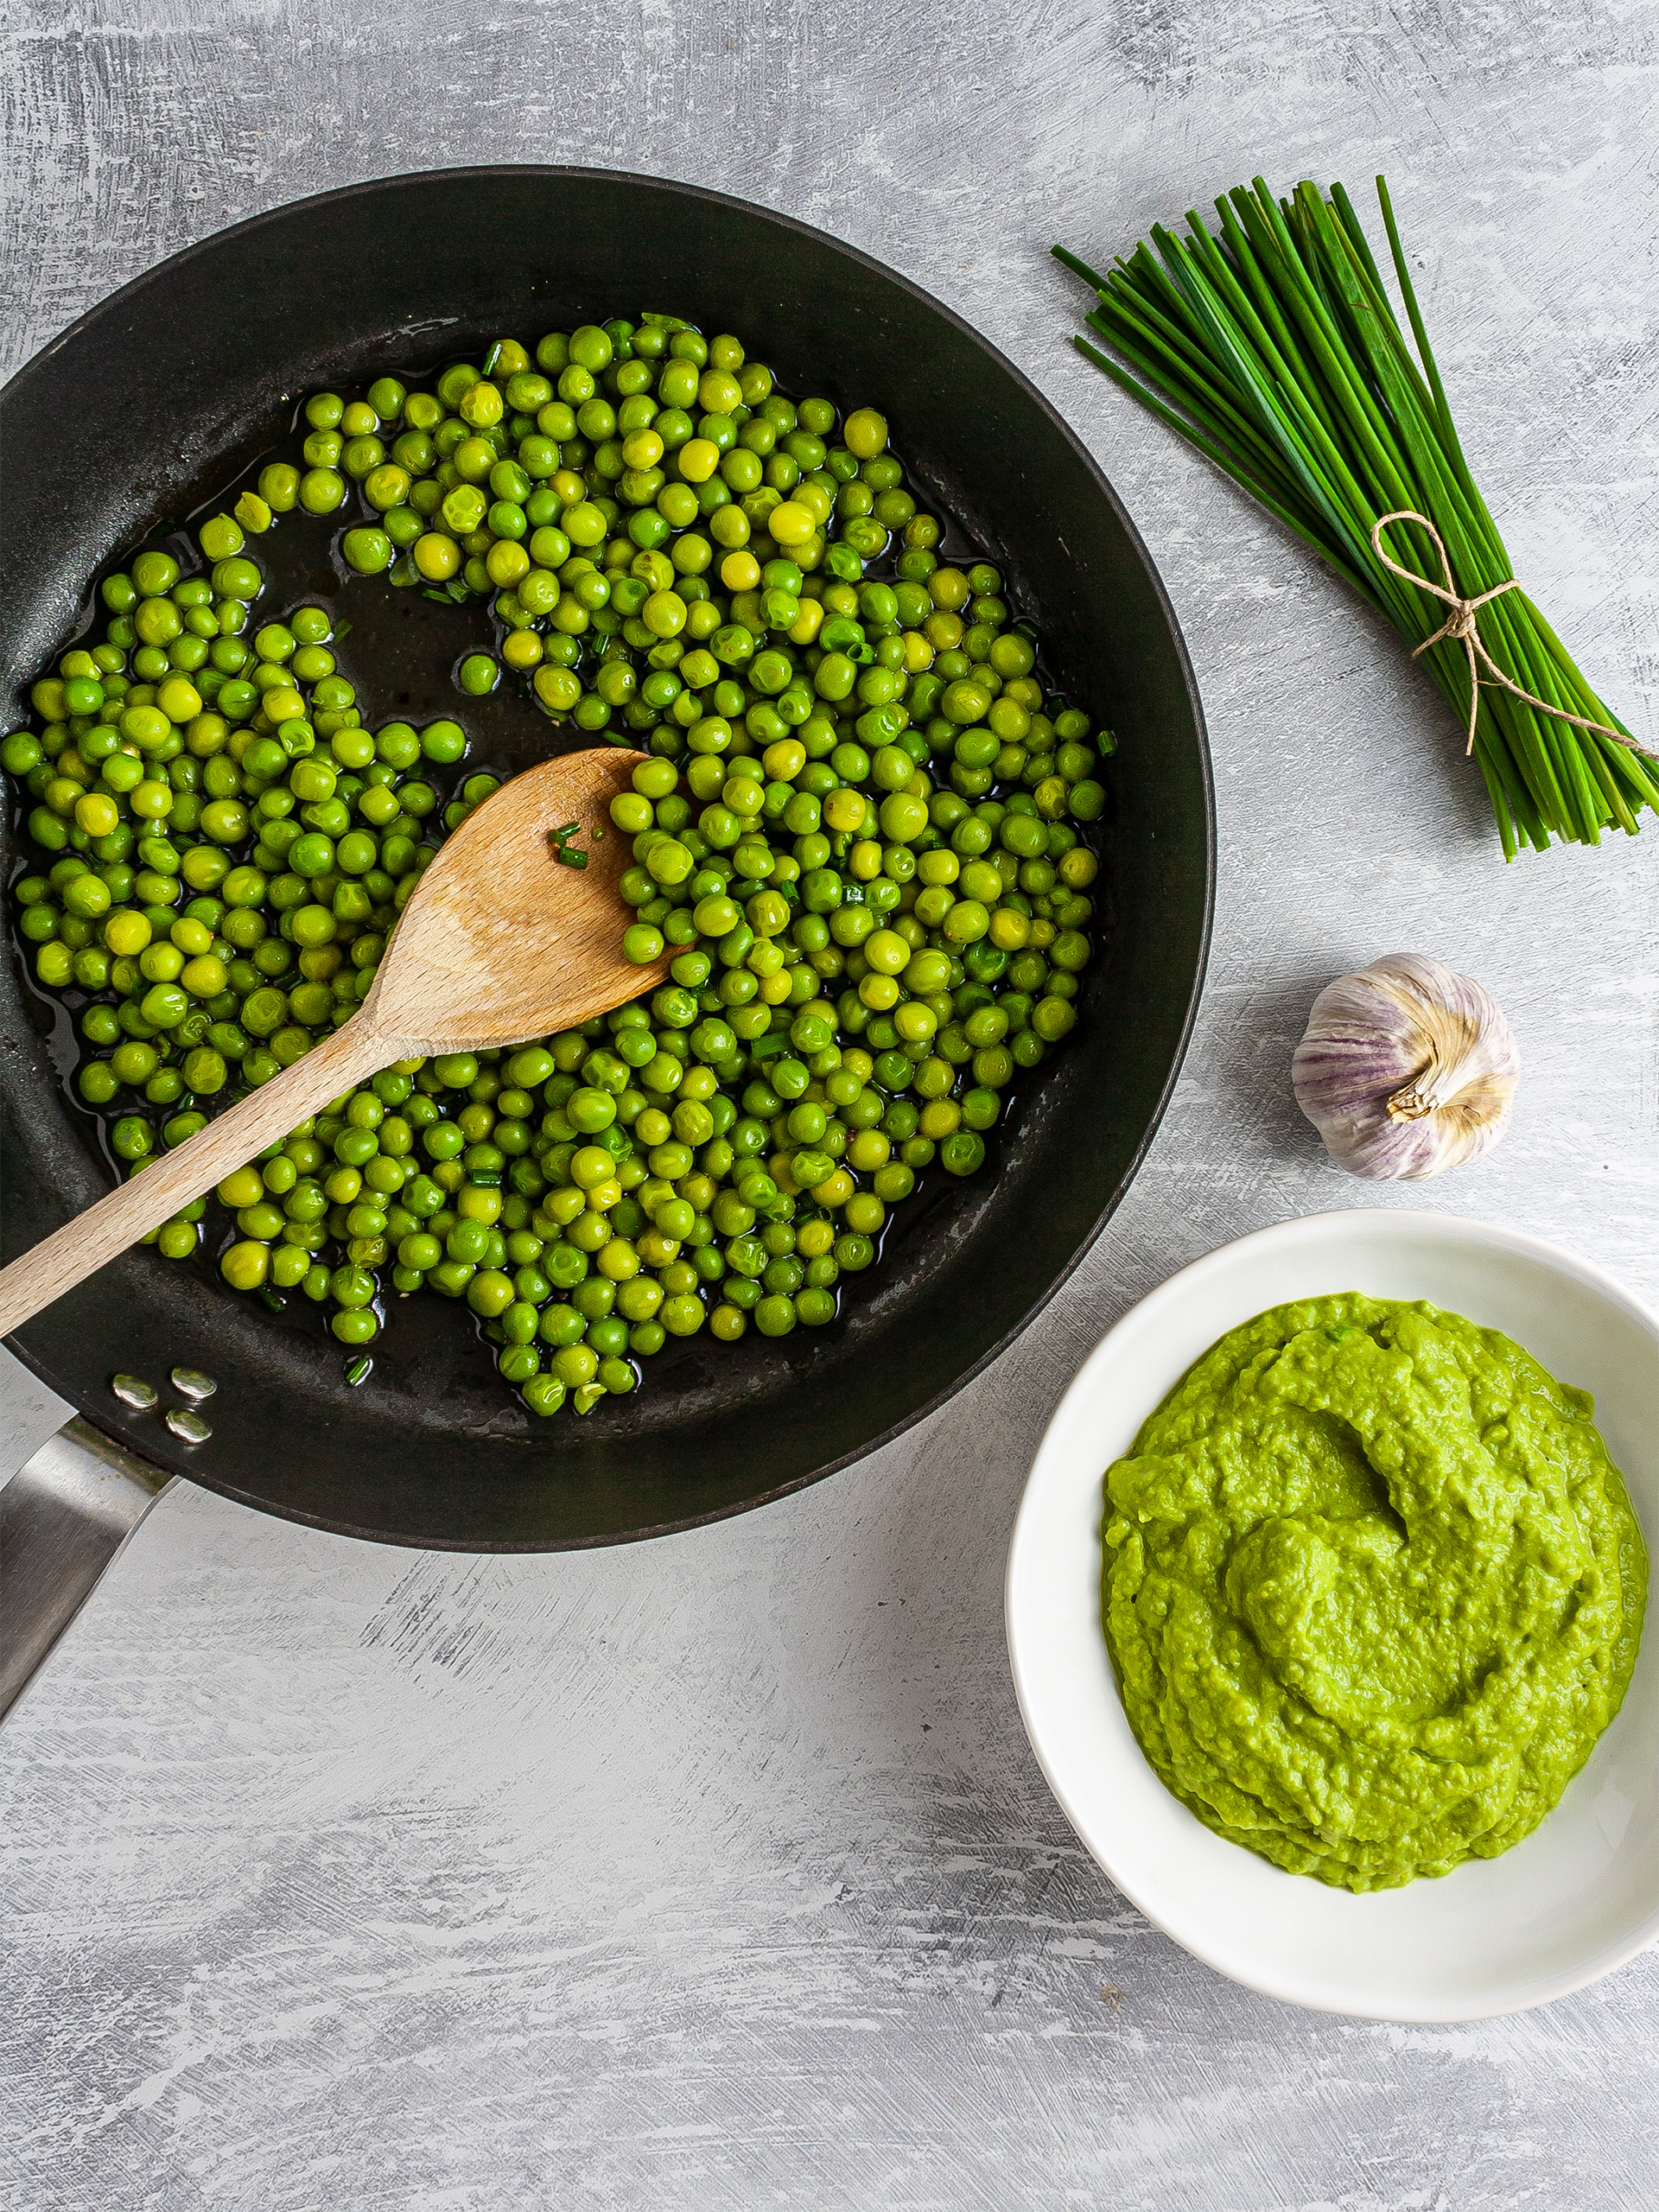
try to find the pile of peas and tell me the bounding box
[2,313,1107,1419]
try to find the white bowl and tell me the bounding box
[1005,1209,1659,2021]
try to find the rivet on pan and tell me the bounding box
[165,1408,213,1445]
[170,1368,218,1402]
[111,1374,157,1411]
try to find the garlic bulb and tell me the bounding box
[1292,953,1519,1180]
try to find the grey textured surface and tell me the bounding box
[3,3,1658,2207]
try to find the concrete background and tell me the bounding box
[3,2,1656,2205]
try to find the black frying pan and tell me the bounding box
[0,167,1212,1550]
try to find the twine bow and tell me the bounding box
[1370,510,1657,762]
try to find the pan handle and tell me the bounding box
[0,1418,173,1724]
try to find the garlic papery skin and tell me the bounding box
[1292,953,1520,1181]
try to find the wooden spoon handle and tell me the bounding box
[0,1014,400,1339]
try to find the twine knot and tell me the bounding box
[1369,510,1655,763]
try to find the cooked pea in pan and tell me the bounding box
[0,168,1211,1549]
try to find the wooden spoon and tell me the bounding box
[0,747,669,1338]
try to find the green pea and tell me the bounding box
[220,1239,270,1288]
[139,982,188,1029]
[523,1375,568,1415]
[466,1268,515,1318]
[1,730,43,775]
[566,1085,617,1133]
[183,1046,228,1094]
[940,1131,986,1176]
[130,550,181,597]
[342,527,393,575]
[753,1294,797,1337]
[300,467,346,514]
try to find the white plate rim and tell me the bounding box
[1004,1206,1659,2021]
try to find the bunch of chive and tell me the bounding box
[1056,175,1659,857]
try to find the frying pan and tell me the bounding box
[0,168,1212,1575]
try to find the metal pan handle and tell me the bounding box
[1,1414,172,1723]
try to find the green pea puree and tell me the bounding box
[1102,1295,1647,1891]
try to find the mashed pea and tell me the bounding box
[1103,1294,1647,1891]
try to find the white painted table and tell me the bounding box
[3,4,1656,2203]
